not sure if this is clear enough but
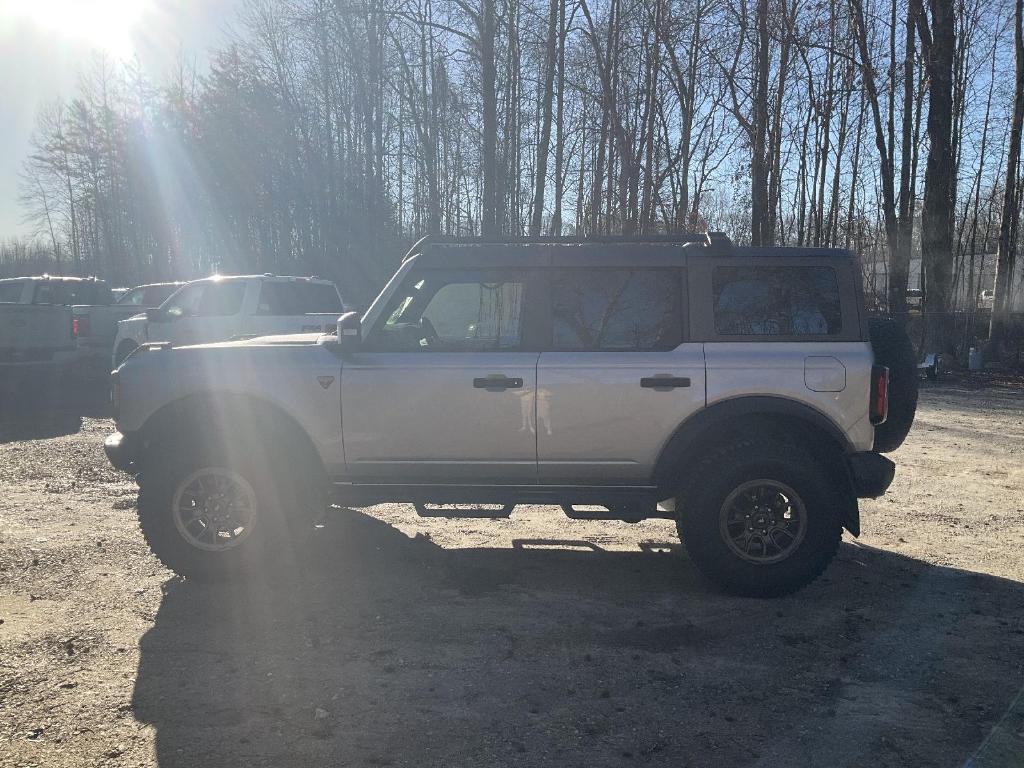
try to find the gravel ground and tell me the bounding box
[1,380,1023,768]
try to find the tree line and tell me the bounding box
[6,0,1024,348]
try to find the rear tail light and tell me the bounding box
[72,315,89,337]
[870,365,889,425]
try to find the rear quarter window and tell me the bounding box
[33,281,112,305]
[713,266,842,337]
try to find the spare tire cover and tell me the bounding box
[868,317,919,452]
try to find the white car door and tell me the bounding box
[149,280,246,347]
[341,267,538,483]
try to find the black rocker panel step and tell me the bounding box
[413,503,515,519]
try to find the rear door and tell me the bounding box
[536,252,706,484]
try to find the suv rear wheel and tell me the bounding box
[677,440,843,597]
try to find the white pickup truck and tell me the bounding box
[112,275,346,367]
[0,276,159,375]
[73,281,185,366]
[0,277,79,375]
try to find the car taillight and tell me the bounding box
[73,315,89,337]
[870,364,889,425]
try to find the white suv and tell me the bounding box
[111,274,345,367]
[104,235,917,596]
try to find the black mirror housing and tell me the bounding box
[145,307,165,323]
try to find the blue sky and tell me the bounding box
[0,0,239,237]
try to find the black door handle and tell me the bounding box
[640,376,691,390]
[473,375,523,390]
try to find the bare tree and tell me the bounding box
[991,0,1024,344]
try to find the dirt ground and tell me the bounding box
[1,380,1023,768]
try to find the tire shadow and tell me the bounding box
[132,507,1024,768]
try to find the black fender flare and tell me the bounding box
[653,396,859,534]
[136,391,327,486]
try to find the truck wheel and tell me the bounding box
[868,317,918,452]
[137,449,296,581]
[677,440,842,597]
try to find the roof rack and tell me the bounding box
[401,232,732,262]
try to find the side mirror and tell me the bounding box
[335,312,361,354]
[145,307,166,323]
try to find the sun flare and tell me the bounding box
[3,0,148,59]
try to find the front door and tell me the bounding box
[150,280,246,347]
[537,266,706,484]
[341,267,538,483]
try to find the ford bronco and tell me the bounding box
[104,234,917,596]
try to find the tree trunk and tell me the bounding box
[480,0,498,236]
[851,0,900,312]
[894,8,916,320]
[530,0,559,236]
[550,0,566,235]
[750,0,772,245]
[990,0,1024,345]
[914,0,956,351]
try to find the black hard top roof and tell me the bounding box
[405,234,853,269]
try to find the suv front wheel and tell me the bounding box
[677,440,843,597]
[137,447,300,581]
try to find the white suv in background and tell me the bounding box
[112,274,345,367]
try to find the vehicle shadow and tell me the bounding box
[0,375,109,443]
[133,507,1024,768]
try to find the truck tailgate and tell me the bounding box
[72,304,143,346]
[0,304,74,359]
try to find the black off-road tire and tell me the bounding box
[677,440,844,598]
[137,447,303,582]
[868,317,918,452]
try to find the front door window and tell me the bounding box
[368,270,526,352]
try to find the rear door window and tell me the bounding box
[257,282,343,315]
[713,266,842,336]
[548,268,683,351]
[33,280,112,305]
